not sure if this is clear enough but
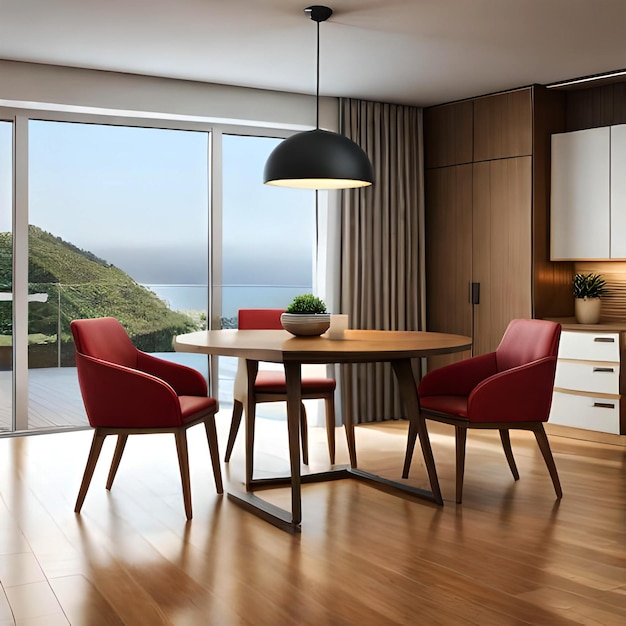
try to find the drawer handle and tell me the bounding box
[593,337,615,343]
[593,402,615,409]
[593,367,615,373]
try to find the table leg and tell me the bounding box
[283,361,303,526]
[228,359,303,532]
[391,359,443,505]
[341,363,357,467]
[244,359,258,489]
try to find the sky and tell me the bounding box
[0,119,314,287]
[0,122,10,232]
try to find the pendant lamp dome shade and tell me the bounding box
[263,5,374,190]
[264,129,374,189]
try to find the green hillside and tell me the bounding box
[0,225,201,356]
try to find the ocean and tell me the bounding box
[144,284,312,318]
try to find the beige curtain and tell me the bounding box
[339,98,425,423]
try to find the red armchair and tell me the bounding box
[405,318,562,503]
[71,317,223,519]
[224,308,337,465]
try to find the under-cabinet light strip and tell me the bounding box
[546,69,626,89]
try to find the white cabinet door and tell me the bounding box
[550,127,610,260]
[611,124,626,258]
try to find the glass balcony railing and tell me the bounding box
[0,282,313,432]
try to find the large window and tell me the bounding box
[0,117,319,434]
[27,121,210,430]
[219,134,315,417]
[221,134,315,322]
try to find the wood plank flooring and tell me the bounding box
[0,416,624,625]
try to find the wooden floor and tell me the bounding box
[0,416,624,625]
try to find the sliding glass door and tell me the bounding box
[221,133,315,322]
[218,133,315,415]
[26,120,210,431]
[1,116,319,435]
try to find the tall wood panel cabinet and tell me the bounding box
[472,156,532,355]
[424,86,573,363]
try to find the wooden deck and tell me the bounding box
[0,356,310,434]
[0,368,87,433]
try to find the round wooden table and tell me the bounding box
[175,328,472,532]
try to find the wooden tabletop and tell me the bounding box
[174,328,473,364]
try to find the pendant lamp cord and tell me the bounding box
[316,18,320,129]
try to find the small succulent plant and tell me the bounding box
[285,293,327,314]
[573,273,607,299]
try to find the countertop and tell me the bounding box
[545,317,626,332]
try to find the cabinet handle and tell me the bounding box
[593,402,615,409]
[471,282,480,305]
[593,337,615,343]
[593,367,615,373]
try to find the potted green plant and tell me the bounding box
[573,273,607,324]
[281,294,331,336]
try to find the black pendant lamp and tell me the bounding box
[264,5,374,190]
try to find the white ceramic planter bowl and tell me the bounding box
[280,312,330,336]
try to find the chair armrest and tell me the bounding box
[76,353,183,428]
[137,351,208,396]
[419,352,498,398]
[468,356,557,423]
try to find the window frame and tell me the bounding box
[0,105,322,433]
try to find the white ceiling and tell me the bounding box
[1,0,625,107]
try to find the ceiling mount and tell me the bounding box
[305,5,333,23]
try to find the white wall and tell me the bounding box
[0,60,339,131]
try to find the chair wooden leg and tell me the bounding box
[300,403,309,465]
[499,429,520,481]
[225,400,244,462]
[455,426,467,504]
[531,423,563,499]
[324,395,336,465]
[106,434,128,490]
[174,429,193,520]
[204,417,223,494]
[75,429,107,513]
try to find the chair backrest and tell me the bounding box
[495,319,561,372]
[238,308,285,330]
[71,317,138,368]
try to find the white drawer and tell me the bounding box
[549,391,620,434]
[558,330,620,362]
[554,360,620,395]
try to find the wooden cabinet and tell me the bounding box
[473,90,533,161]
[425,156,533,361]
[424,86,568,359]
[424,164,473,369]
[551,123,626,260]
[424,101,473,168]
[550,329,623,434]
[472,157,532,355]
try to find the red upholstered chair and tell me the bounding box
[405,319,562,503]
[71,317,223,520]
[224,308,337,465]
